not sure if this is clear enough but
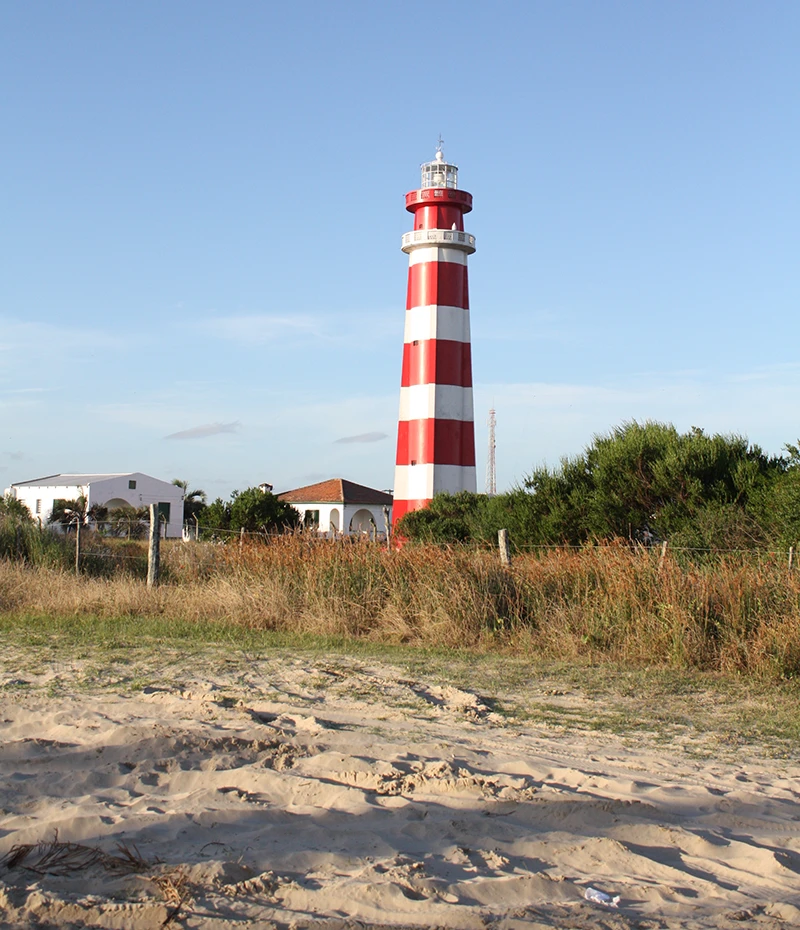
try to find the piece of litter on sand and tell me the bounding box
[584,886,620,907]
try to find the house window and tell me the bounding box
[128,480,137,489]
[35,499,42,514]
[304,509,320,528]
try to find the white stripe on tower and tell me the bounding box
[393,464,472,503]
[398,384,474,422]
[393,147,477,529]
[403,305,471,343]
[407,246,468,266]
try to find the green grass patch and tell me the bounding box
[0,611,405,654]
[2,610,799,755]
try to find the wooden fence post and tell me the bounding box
[790,546,795,573]
[498,528,511,567]
[383,506,391,550]
[75,519,82,577]
[147,503,160,588]
[658,540,668,570]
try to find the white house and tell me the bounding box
[278,479,393,537]
[4,473,185,538]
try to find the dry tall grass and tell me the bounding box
[2,536,799,679]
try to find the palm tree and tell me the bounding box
[108,505,149,540]
[172,479,207,525]
[49,495,88,531]
[49,496,109,534]
[86,503,109,534]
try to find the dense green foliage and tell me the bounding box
[396,491,482,543]
[396,421,799,551]
[229,487,300,533]
[0,496,32,523]
[106,505,149,539]
[198,486,299,536]
[521,421,783,547]
[1,496,80,567]
[761,443,800,549]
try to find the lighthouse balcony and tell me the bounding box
[401,229,476,254]
[405,188,473,211]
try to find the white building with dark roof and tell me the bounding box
[4,473,184,538]
[278,478,392,537]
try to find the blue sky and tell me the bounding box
[2,1,798,500]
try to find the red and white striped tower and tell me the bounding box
[393,145,477,527]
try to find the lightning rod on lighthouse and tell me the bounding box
[392,145,477,528]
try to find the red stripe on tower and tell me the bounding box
[393,145,477,529]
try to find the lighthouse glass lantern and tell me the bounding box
[420,150,458,189]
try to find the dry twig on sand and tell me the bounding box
[0,829,152,876]
[150,867,190,926]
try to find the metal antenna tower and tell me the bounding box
[485,407,496,496]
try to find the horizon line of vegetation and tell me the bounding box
[5,420,799,554]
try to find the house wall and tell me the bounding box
[290,503,340,535]
[6,474,184,538]
[9,483,89,525]
[88,474,184,538]
[288,502,392,538]
[344,504,391,536]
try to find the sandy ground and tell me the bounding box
[1,651,800,929]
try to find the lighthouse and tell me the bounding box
[392,145,477,528]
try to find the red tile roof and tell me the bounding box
[278,478,392,506]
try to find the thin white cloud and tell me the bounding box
[165,421,241,440]
[0,389,52,411]
[3,387,52,395]
[334,431,388,444]
[0,317,122,354]
[195,309,399,348]
[199,315,324,345]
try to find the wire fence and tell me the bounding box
[66,531,799,573]
[171,522,795,557]
[2,514,797,576]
